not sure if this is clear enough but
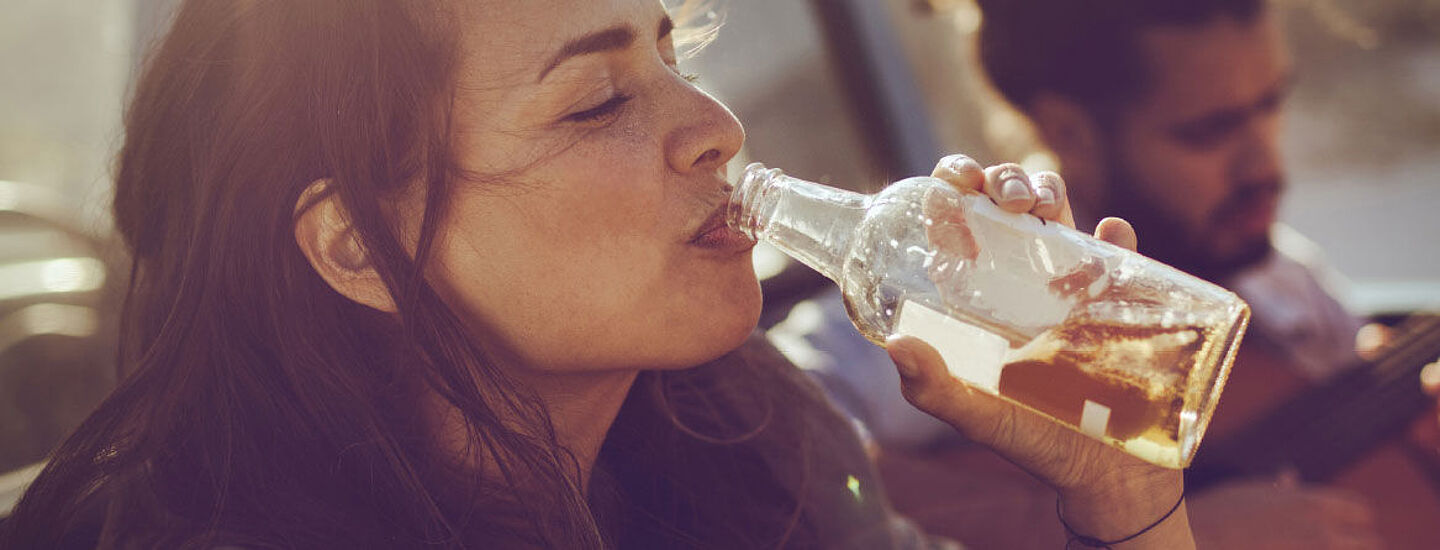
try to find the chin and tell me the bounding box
[1197,233,1274,280]
[660,285,762,370]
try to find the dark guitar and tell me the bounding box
[1189,313,1440,548]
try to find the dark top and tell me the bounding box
[26,335,957,549]
[588,335,958,549]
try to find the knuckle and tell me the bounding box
[1029,172,1064,209]
[898,383,933,411]
[1032,170,1064,191]
[989,162,1027,182]
[979,405,1017,447]
[943,153,979,169]
[937,154,982,179]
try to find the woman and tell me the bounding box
[1,0,1192,548]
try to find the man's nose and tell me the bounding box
[1232,115,1283,185]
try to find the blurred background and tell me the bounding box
[1,0,1436,514]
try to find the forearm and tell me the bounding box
[1057,469,1195,549]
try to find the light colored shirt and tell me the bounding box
[1226,225,1364,381]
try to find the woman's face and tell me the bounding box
[419,0,757,372]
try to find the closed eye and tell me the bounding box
[1170,110,1246,150]
[565,94,631,123]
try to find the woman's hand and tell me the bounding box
[885,155,1193,548]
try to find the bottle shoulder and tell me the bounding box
[871,176,953,202]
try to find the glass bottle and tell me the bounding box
[729,163,1250,468]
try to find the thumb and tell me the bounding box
[885,335,1018,447]
[1093,216,1138,252]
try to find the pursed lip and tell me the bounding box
[688,201,755,252]
[689,204,730,243]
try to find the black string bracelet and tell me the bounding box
[1056,489,1186,549]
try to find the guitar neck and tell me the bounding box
[1189,314,1440,488]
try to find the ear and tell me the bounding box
[1028,92,1103,167]
[1027,92,1112,211]
[293,179,398,313]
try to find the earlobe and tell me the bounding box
[1029,92,1101,160]
[293,180,398,313]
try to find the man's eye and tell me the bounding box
[1175,127,1230,150]
[1172,119,1243,151]
[565,94,631,123]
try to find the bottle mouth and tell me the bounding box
[727,162,783,241]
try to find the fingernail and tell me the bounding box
[1035,187,1057,206]
[1001,178,1030,202]
[948,155,980,175]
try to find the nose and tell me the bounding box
[1232,111,1283,184]
[664,83,745,175]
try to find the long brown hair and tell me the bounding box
[2,0,600,547]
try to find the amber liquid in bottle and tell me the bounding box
[731,163,1249,468]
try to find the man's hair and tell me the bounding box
[976,0,1268,117]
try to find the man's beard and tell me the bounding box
[1100,154,1280,284]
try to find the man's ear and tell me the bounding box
[1028,92,1103,166]
[293,180,397,313]
[1028,92,1111,210]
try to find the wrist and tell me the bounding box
[1057,469,1189,547]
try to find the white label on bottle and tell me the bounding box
[894,300,1007,394]
[1080,400,1111,439]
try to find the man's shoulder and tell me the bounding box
[1227,224,1364,380]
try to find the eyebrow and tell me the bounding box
[536,16,675,83]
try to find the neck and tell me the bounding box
[520,368,639,489]
[427,366,640,493]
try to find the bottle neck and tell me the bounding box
[728,163,867,282]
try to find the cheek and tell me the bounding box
[431,112,754,370]
[425,191,659,347]
[1169,153,1232,215]
[428,182,740,370]
[443,239,759,371]
[1123,138,1232,226]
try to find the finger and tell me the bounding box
[983,163,1036,213]
[1405,409,1440,455]
[885,335,1014,447]
[923,189,979,261]
[1354,323,1391,361]
[931,154,985,194]
[1420,359,1440,396]
[1028,171,1076,227]
[1093,217,1138,252]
